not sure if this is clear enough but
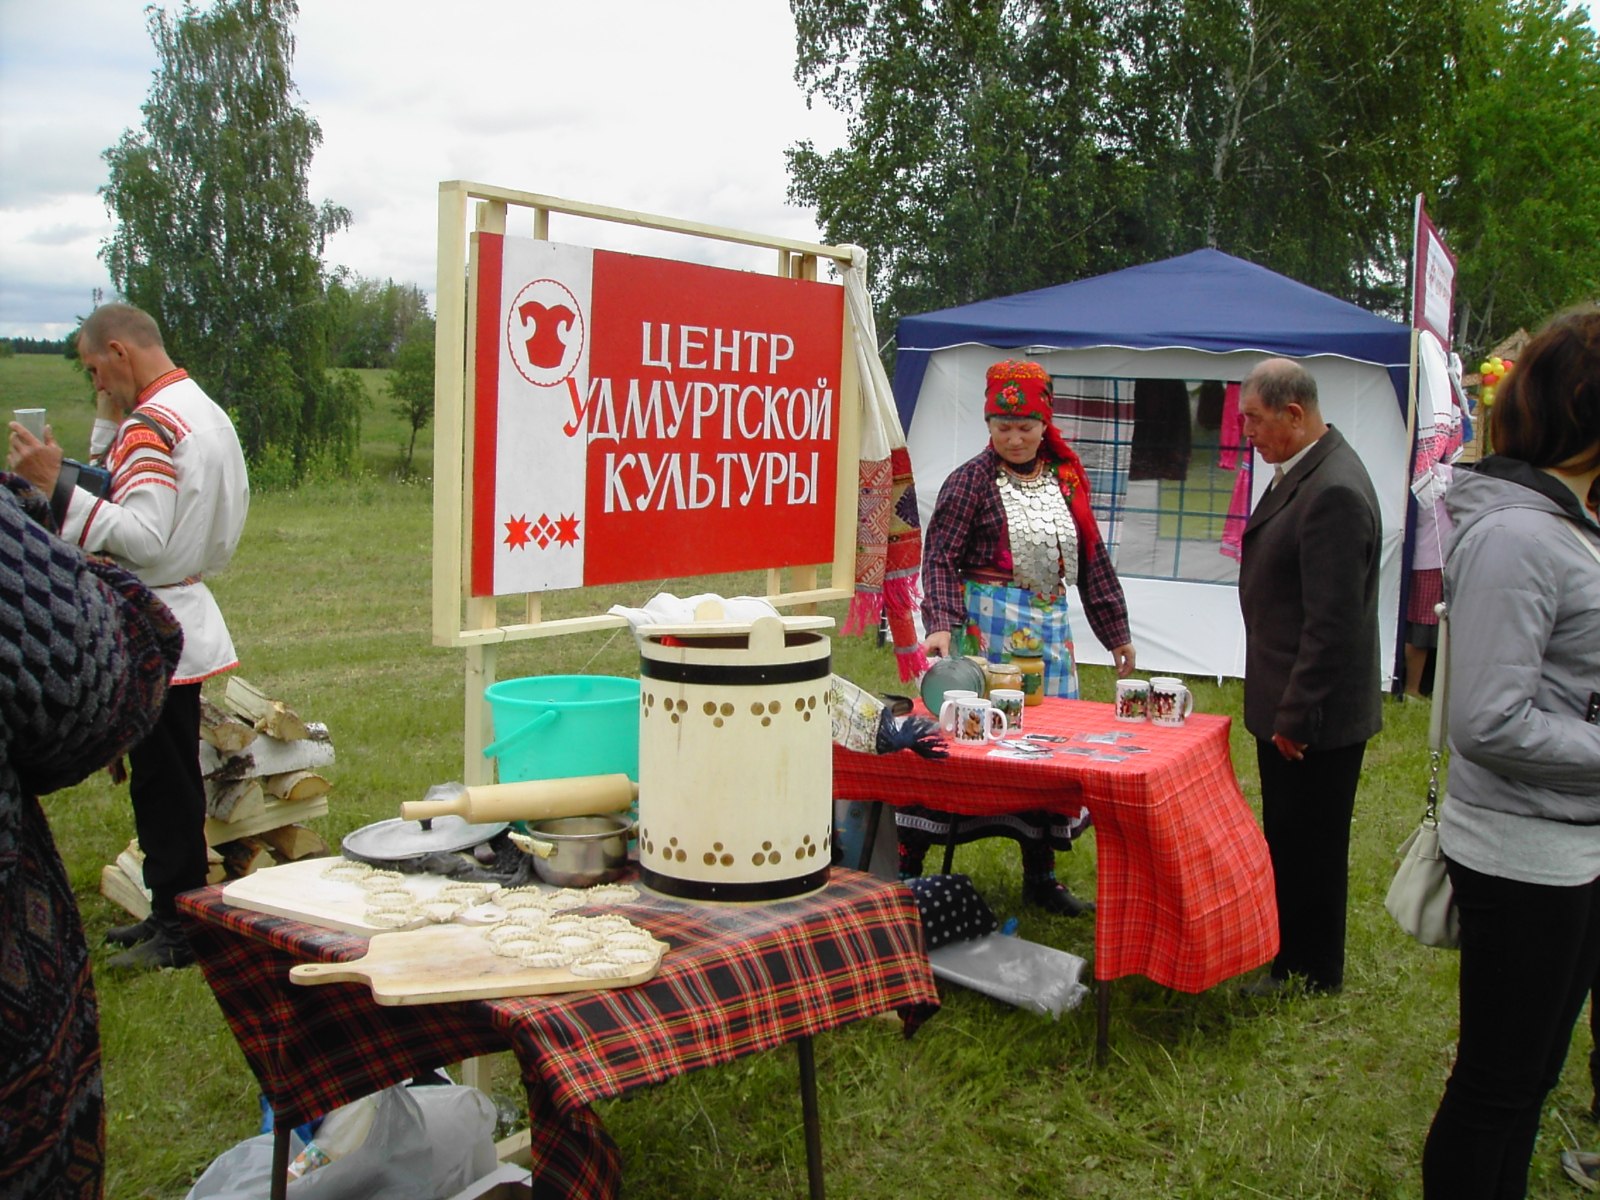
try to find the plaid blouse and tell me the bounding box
[921,447,1131,651]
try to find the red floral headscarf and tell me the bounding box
[982,359,1104,558]
[984,359,1053,422]
[984,359,1075,465]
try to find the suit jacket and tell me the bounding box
[1239,425,1383,749]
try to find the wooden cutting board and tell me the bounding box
[288,923,666,1004]
[221,858,502,935]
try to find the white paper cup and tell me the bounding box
[12,408,46,439]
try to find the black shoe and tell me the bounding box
[1240,972,1340,998]
[106,916,194,971]
[106,914,158,947]
[1239,973,1288,998]
[1024,881,1095,917]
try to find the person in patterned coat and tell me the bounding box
[912,359,1137,916]
[0,471,182,1198]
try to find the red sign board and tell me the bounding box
[470,236,844,596]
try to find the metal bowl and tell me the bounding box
[521,814,633,888]
[918,654,987,716]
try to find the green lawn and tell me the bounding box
[8,353,1594,1198]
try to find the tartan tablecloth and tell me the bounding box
[179,867,937,1197]
[834,699,1277,992]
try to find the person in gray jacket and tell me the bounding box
[1422,307,1600,1200]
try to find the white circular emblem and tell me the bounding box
[506,277,586,388]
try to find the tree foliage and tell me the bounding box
[1435,0,1600,354]
[1112,0,1456,310]
[789,0,1598,359]
[386,316,436,475]
[100,0,356,476]
[789,1,1143,330]
[326,271,432,370]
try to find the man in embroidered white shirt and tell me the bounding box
[7,303,250,969]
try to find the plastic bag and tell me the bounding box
[187,1082,497,1200]
[927,933,1089,1018]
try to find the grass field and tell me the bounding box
[7,354,1595,1198]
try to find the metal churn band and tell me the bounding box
[639,657,832,686]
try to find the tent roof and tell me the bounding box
[891,248,1412,430]
[896,248,1411,360]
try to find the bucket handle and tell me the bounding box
[481,707,559,759]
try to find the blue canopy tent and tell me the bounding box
[894,249,1415,682]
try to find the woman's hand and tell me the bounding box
[922,630,952,659]
[1111,643,1136,677]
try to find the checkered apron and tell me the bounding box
[956,581,1079,698]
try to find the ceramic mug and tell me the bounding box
[990,688,1025,732]
[1114,678,1150,722]
[1149,677,1195,727]
[947,696,1008,744]
[937,690,979,731]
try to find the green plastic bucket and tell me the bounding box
[482,675,640,784]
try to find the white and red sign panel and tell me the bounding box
[470,235,844,597]
[1412,196,1456,346]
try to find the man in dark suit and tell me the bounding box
[1237,358,1383,995]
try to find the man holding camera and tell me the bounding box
[6,302,249,969]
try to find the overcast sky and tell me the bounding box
[0,0,850,339]
[2,1,1596,341]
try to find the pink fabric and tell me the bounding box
[1220,461,1254,562]
[1217,383,1244,470]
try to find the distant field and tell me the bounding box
[4,353,428,480]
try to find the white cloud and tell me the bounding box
[0,0,847,339]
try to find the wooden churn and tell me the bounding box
[635,609,834,902]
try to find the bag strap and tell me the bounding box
[1425,600,1450,824]
[125,408,176,450]
[1566,519,1600,566]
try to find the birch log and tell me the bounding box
[222,676,310,741]
[200,696,257,752]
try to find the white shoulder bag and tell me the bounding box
[1384,600,1461,948]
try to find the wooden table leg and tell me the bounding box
[1096,976,1111,1067]
[270,1120,291,1200]
[460,1054,493,1092]
[797,1035,825,1200]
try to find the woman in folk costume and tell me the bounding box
[912,359,1136,916]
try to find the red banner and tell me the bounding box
[470,236,844,596]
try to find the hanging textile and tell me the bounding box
[840,246,927,681]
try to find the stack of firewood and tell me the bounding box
[99,677,336,921]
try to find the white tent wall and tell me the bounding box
[903,344,1409,685]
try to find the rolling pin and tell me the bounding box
[399,774,637,825]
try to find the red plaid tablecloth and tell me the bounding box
[179,867,937,1198]
[834,699,1277,992]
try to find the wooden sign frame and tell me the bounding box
[433,181,863,780]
